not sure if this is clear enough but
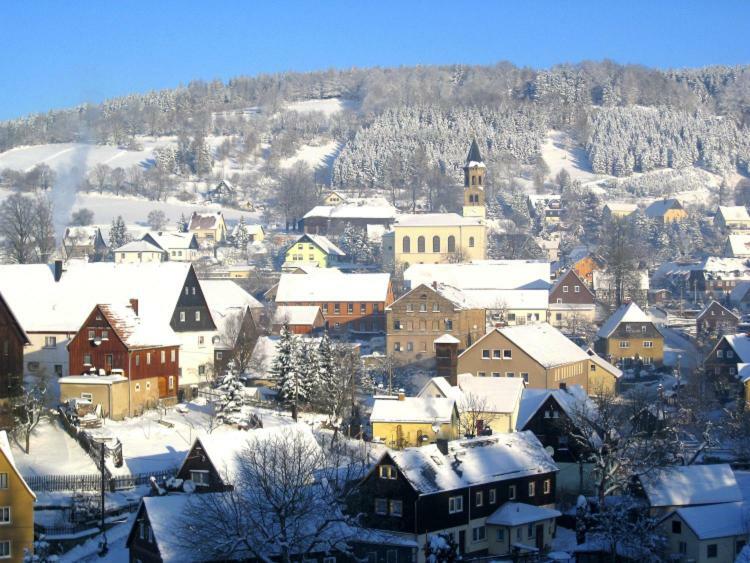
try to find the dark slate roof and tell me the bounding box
[465,139,483,165]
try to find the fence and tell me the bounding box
[25,467,181,493]
[34,500,139,538]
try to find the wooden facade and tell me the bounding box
[518,395,587,464]
[278,292,394,336]
[696,301,739,336]
[0,292,28,403]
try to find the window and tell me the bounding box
[489,488,496,504]
[492,372,500,377]
[619,341,630,348]
[375,498,388,515]
[171,350,176,362]
[105,354,113,369]
[55,364,63,377]
[191,287,196,296]
[575,285,581,293]
[379,465,397,479]
[184,287,189,296]
[644,341,653,348]
[717,349,724,358]
[190,470,210,487]
[402,236,411,253]
[472,525,486,542]
[482,349,490,359]
[147,352,151,365]
[146,382,151,391]
[478,372,486,377]
[406,303,413,312]
[323,303,329,313]
[180,311,185,322]
[389,499,403,517]
[707,544,718,558]
[393,320,402,330]
[469,236,475,248]
[503,349,512,359]
[0,474,7,489]
[348,303,353,314]
[448,495,463,514]
[563,285,569,293]
[506,372,515,378]
[432,302,440,312]
[641,325,647,333]
[83,354,92,365]
[527,523,534,538]
[161,350,166,363]
[508,485,516,500]
[406,342,413,352]
[544,479,551,494]
[728,350,735,358]
[135,354,140,366]
[394,342,401,352]
[419,303,427,312]
[27,361,39,372]
[679,541,687,555]
[168,376,174,390]
[475,491,484,507]
[195,311,201,322]
[447,235,456,253]
[672,520,682,534]
[88,329,95,339]
[432,236,440,253]
[0,507,9,525]
[521,372,529,383]
[360,304,367,314]
[417,236,425,253]
[135,383,141,392]
[444,319,453,330]
[556,313,562,321]
[493,349,502,359]
[496,528,505,542]
[334,304,341,314]
[0,541,9,559]
[199,365,205,375]
[44,336,56,348]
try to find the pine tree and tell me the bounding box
[108,215,129,249]
[234,216,250,251]
[272,325,305,416]
[314,331,336,415]
[177,213,189,233]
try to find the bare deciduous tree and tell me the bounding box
[457,392,499,438]
[13,373,49,454]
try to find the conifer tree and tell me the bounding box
[108,215,129,249]
[272,324,303,419]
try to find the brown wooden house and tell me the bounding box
[63,301,180,418]
[0,291,28,405]
[548,269,596,330]
[696,300,739,336]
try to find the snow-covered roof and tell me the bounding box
[293,234,345,256]
[0,262,192,332]
[486,502,561,526]
[701,256,750,275]
[275,272,391,303]
[144,231,197,251]
[386,431,558,495]
[416,377,461,401]
[730,280,750,304]
[728,235,750,257]
[189,211,224,231]
[718,206,750,222]
[516,385,590,430]
[370,396,456,424]
[303,203,397,221]
[98,302,180,349]
[201,280,262,314]
[59,374,128,385]
[0,431,35,499]
[273,305,322,326]
[455,373,525,415]
[639,464,742,508]
[724,334,750,363]
[672,501,750,540]
[738,363,750,384]
[63,226,102,245]
[115,239,166,254]
[587,349,623,379]
[696,300,739,322]
[604,202,638,213]
[434,334,460,344]
[597,302,653,338]
[465,323,590,369]
[394,213,484,227]
[645,198,683,218]
[405,260,551,291]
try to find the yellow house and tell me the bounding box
[282,233,345,270]
[586,349,622,395]
[370,394,458,449]
[596,302,664,366]
[645,198,687,224]
[322,190,348,206]
[0,431,35,562]
[189,211,227,246]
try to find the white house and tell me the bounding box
[115,239,167,263]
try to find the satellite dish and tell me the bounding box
[545,446,555,456]
[431,423,441,434]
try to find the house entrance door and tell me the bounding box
[535,524,544,550]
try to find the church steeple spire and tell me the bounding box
[465,138,483,166]
[462,139,486,220]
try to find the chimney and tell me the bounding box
[54,260,63,282]
[129,299,139,316]
[432,281,438,290]
[436,438,449,455]
[397,391,405,401]
[559,382,567,392]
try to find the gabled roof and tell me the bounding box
[718,205,750,222]
[370,396,456,424]
[416,376,460,400]
[97,303,180,349]
[291,234,345,257]
[115,239,166,254]
[434,334,460,344]
[669,501,750,540]
[0,290,29,345]
[0,262,192,333]
[303,203,397,221]
[730,280,750,304]
[639,464,742,508]
[486,502,561,526]
[516,385,591,430]
[465,139,484,166]
[273,305,323,326]
[462,323,590,369]
[189,211,224,231]
[143,231,198,251]
[696,300,739,322]
[275,272,391,303]
[383,431,558,495]
[405,260,551,291]
[0,431,35,499]
[597,302,653,339]
[550,268,595,298]
[456,373,525,415]
[586,348,623,379]
[604,202,638,214]
[645,198,683,218]
[727,234,750,257]
[723,334,750,363]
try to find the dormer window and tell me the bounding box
[379,465,397,480]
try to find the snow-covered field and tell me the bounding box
[541,130,600,184]
[285,97,356,116]
[12,418,98,476]
[281,139,340,170]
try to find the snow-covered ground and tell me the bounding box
[11,418,98,476]
[541,130,600,183]
[281,139,340,170]
[285,97,356,116]
[60,514,133,563]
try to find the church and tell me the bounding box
[382,140,488,269]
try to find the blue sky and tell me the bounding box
[0,0,748,121]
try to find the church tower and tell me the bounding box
[462,139,486,219]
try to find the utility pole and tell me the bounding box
[99,443,108,556]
